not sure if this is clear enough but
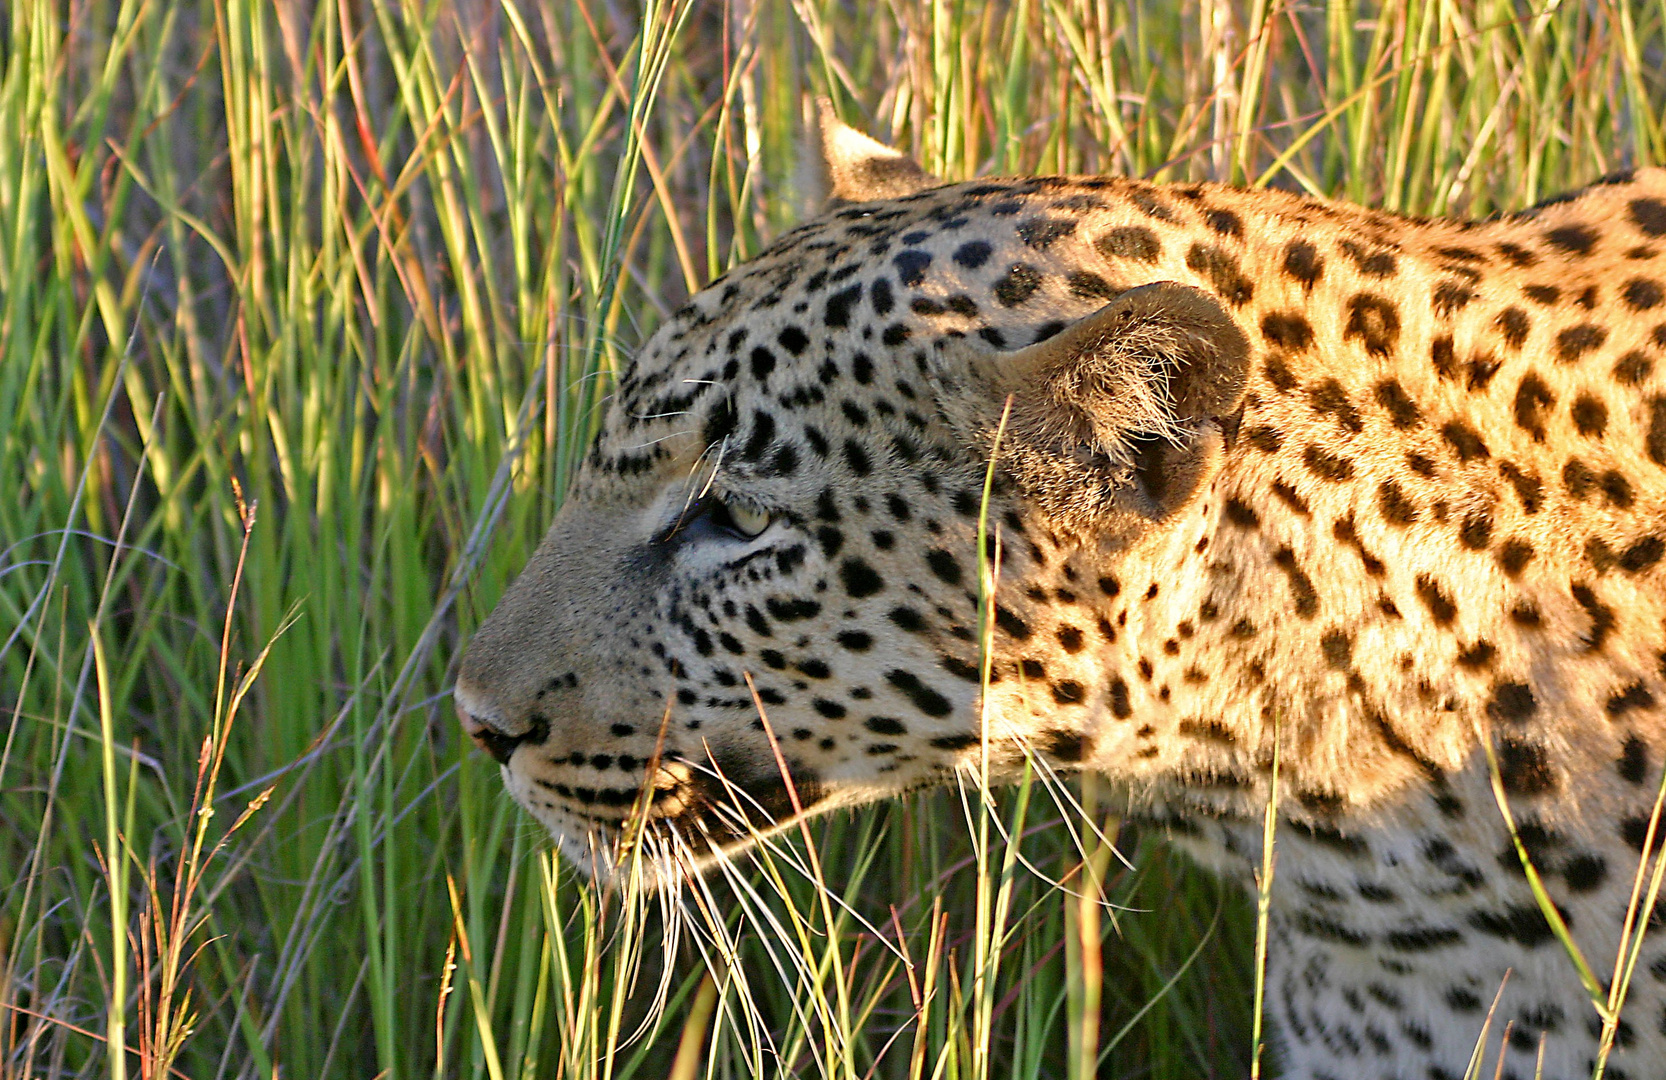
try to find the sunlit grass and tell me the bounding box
[4,2,1666,1078]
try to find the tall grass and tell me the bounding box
[3,2,1665,1077]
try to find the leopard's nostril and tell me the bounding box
[471,723,529,766]
[455,696,540,766]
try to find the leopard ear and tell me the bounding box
[815,98,939,205]
[938,282,1250,535]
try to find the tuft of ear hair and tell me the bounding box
[936,282,1250,538]
[815,98,939,205]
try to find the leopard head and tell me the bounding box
[454,112,1248,881]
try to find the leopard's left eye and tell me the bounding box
[719,496,772,538]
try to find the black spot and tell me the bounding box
[1497,738,1556,794]
[769,444,798,477]
[1378,481,1418,526]
[888,607,925,633]
[1487,681,1537,724]
[1067,271,1119,300]
[865,716,907,736]
[1441,420,1489,461]
[825,284,863,327]
[953,241,992,269]
[1433,281,1475,315]
[1017,217,1076,249]
[1648,396,1666,465]
[870,278,895,316]
[1341,239,1397,277]
[995,607,1031,641]
[886,670,952,716]
[894,250,932,287]
[1109,677,1132,718]
[1374,380,1420,428]
[1544,224,1597,254]
[1445,987,1483,1012]
[1205,207,1243,237]
[1495,306,1531,350]
[1623,277,1663,310]
[1309,379,1362,433]
[1564,457,1598,499]
[1629,197,1666,236]
[1320,629,1353,669]
[1607,682,1654,718]
[1620,815,1666,854]
[882,322,911,346]
[1572,583,1614,651]
[1288,819,1368,855]
[840,558,884,598]
[741,411,776,461]
[1263,357,1297,392]
[701,399,738,448]
[843,439,872,477]
[993,263,1043,306]
[925,549,962,585]
[1496,241,1538,267]
[1282,240,1324,289]
[1344,293,1400,357]
[1499,536,1532,576]
[1303,445,1355,482]
[1614,350,1653,384]
[1563,853,1608,893]
[1431,335,1457,379]
[1513,374,1555,441]
[1555,324,1608,363]
[1096,225,1161,263]
[1273,546,1320,617]
[1262,312,1315,351]
[1245,425,1282,452]
[1050,681,1086,707]
[1523,284,1559,305]
[1500,462,1544,513]
[1383,926,1462,952]
[1457,640,1496,668]
[1598,467,1638,505]
[1415,575,1457,625]
[1186,243,1254,306]
[836,630,872,651]
[1618,735,1650,783]
[1459,512,1493,549]
[1622,535,1664,572]
[1223,498,1260,528]
[1466,904,1557,947]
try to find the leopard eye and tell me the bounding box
[722,496,772,538]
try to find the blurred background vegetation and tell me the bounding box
[3,1,1664,1077]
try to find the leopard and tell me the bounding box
[455,108,1666,1079]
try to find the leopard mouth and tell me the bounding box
[542,750,830,882]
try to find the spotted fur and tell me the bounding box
[456,118,1666,1077]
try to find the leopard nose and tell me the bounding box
[454,689,546,766]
